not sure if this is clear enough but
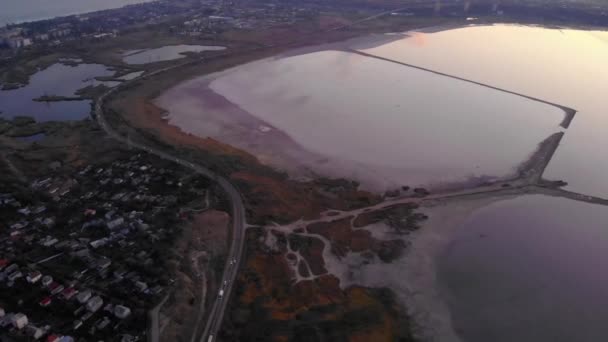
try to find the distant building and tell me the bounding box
[97,317,111,330]
[0,29,32,49]
[76,290,92,304]
[25,324,45,339]
[40,297,52,307]
[42,275,53,287]
[86,296,103,313]
[11,313,28,329]
[8,271,23,281]
[114,305,131,319]
[107,217,124,230]
[90,238,108,249]
[46,335,61,342]
[34,33,49,41]
[62,287,78,300]
[50,283,65,295]
[27,271,42,283]
[135,281,148,292]
[4,264,18,274]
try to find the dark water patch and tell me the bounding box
[439,195,608,342]
[16,132,46,142]
[0,63,114,121]
[123,45,226,64]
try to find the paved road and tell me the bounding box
[94,73,246,342]
[149,293,170,342]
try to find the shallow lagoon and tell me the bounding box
[0,63,114,121]
[355,25,608,197]
[123,45,226,65]
[160,30,568,191]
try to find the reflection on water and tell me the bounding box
[439,195,608,342]
[355,25,608,197]
[202,48,563,190]
[0,63,114,121]
[16,132,46,142]
[123,45,226,64]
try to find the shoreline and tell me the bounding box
[156,27,567,194]
[0,0,154,28]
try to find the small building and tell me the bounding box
[27,271,42,283]
[106,217,124,230]
[97,317,111,329]
[4,263,18,274]
[134,281,148,292]
[46,334,61,342]
[76,290,92,304]
[114,305,131,319]
[90,238,107,249]
[42,275,53,287]
[12,313,28,329]
[40,297,52,307]
[86,296,103,313]
[34,33,49,41]
[26,324,45,339]
[62,287,78,300]
[5,36,33,49]
[47,281,63,294]
[0,307,5,317]
[8,271,23,281]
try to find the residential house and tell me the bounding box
[114,305,131,319]
[11,313,28,329]
[86,296,103,313]
[27,271,42,284]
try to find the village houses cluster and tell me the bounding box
[0,152,211,341]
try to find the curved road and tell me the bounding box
[95,70,245,342]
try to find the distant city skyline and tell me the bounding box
[0,0,153,27]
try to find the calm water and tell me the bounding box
[0,0,152,26]
[123,45,226,65]
[16,132,46,142]
[356,25,608,198]
[0,63,114,121]
[193,46,564,190]
[439,195,608,342]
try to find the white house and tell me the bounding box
[86,296,103,313]
[76,290,92,304]
[12,313,28,329]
